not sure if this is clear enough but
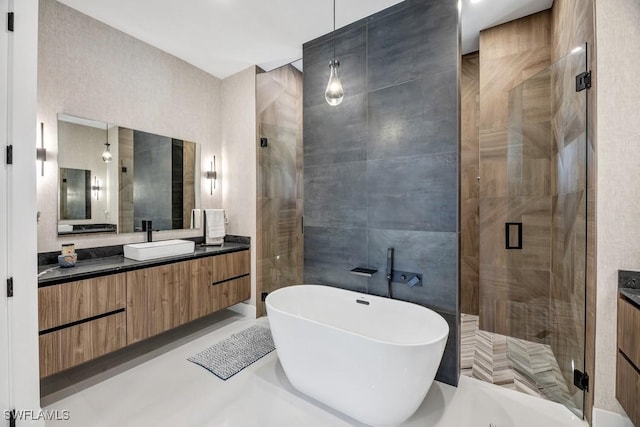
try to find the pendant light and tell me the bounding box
[101,123,112,163]
[325,0,344,106]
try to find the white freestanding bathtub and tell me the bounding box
[265,284,449,427]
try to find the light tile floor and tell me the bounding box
[43,311,587,427]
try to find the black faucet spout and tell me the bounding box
[142,220,153,242]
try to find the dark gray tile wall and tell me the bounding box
[303,0,460,386]
[133,130,172,230]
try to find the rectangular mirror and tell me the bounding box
[59,167,91,220]
[57,113,201,236]
[118,128,201,233]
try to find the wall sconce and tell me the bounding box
[36,122,47,176]
[206,155,217,195]
[92,176,100,200]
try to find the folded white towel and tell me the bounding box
[190,209,202,229]
[204,209,225,245]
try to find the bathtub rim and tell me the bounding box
[266,284,450,347]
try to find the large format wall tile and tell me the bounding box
[366,229,457,313]
[303,93,367,167]
[479,265,550,342]
[257,65,304,317]
[304,161,367,228]
[367,152,458,232]
[478,11,553,345]
[303,25,367,110]
[367,0,458,91]
[479,196,552,271]
[303,0,459,386]
[367,72,457,160]
[437,311,459,386]
[461,53,480,316]
[304,226,368,293]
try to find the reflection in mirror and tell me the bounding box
[59,168,91,220]
[57,114,118,235]
[57,114,202,235]
[118,128,201,233]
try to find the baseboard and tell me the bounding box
[228,302,256,318]
[593,408,633,427]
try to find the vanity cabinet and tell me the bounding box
[38,248,251,378]
[126,250,251,343]
[616,293,640,426]
[38,274,127,377]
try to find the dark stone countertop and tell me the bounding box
[621,288,640,308]
[38,242,250,287]
[618,270,640,308]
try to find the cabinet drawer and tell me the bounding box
[205,250,250,283]
[618,295,640,368]
[38,274,126,331]
[616,352,640,427]
[39,311,126,378]
[197,275,251,317]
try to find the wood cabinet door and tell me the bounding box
[39,312,126,378]
[192,251,250,318]
[127,260,199,343]
[38,273,126,331]
[127,265,180,343]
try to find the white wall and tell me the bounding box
[221,67,258,307]
[37,0,222,252]
[594,0,640,416]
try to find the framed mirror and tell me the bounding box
[57,113,201,236]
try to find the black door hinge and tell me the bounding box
[9,409,16,427]
[7,12,14,32]
[576,71,591,92]
[301,216,304,235]
[7,277,14,297]
[574,369,589,392]
[6,145,13,164]
[261,292,268,302]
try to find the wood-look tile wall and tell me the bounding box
[474,2,596,419]
[461,53,480,315]
[118,128,134,233]
[478,11,552,340]
[182,141,196,229]
[255,65,304,317]
[551,0,596,421]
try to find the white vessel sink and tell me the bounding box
[123,239,195,261]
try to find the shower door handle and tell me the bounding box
[505,222,523,250]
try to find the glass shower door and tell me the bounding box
[256,64,304,317]
[505,45,588,416]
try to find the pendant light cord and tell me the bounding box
[333,0,336,59]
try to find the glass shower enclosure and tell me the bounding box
[256,64,304,317]
[478,45,588,416]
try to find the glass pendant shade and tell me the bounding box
[325,59,344,106]
[101,143,112,163]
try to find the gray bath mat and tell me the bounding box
[188,325,275,380]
